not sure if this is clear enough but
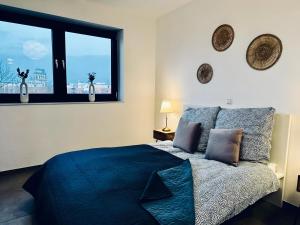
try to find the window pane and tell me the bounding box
[65,32,111,94]
[0,21,53,94]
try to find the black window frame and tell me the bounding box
[0,5,120,103]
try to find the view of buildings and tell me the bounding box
[67,82,111,94]
[0,65,111,94]
[0,67,52,93]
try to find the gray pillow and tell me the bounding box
[173,118,201,153]
[205,129,243,166]
[215,107,275,162]
[181,106,221,152]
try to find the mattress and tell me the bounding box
[150,141,280,225]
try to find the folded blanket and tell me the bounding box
[140,160,195,225]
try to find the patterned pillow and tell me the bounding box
[181,106,221,152]
[215,107,275,162]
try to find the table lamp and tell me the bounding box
[160,100,174,132]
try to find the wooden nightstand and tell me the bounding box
[153,130,175,141]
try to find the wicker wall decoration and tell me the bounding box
[212,24,234,51]
[246,34,282,70]
[197,63,213,84]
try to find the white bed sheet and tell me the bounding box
[150,141,280,225]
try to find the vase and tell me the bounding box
[20,78,29,103]
[89,82,95,102]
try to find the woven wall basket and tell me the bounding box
[246,34,282,70]
[212,24,234,51]
[197,63,213,84]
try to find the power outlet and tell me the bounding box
[297,175,300,192]
[226,99,233,105]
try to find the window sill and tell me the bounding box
[0,100,122,107]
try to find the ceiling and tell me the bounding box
[90,0,193,18]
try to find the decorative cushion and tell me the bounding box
[181,106,221,152]
[173,118,201,153]
[205,129,243,166]
[215,107,275,162]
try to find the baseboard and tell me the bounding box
[0,165,41,176]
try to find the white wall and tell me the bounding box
[155,0,300,206]
[0,0,156,171]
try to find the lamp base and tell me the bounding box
[162,127,171,132]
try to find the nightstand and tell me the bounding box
[153,130,175,141]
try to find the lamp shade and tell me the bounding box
[160,100,173,113]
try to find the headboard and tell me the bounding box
[267,113,291,206]
[270,114,291,177]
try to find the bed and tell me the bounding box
[23,109,291,225]
[151,141,280,225]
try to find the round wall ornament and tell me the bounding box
[246,34,282,70]
[197,63,213,84]
[212,24,234,51]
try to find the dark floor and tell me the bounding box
[0,167,298,225]
[223,200,298,225]
[0,167,38,225]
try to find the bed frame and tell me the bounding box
[265,113,291,207]
[182,105,291,207]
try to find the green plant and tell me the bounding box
[88,72,96,83]
[17,68,29,80]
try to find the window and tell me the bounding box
[0,21,53,94]
[0,5,120,103]
[65,32,112,94]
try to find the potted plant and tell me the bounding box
[17,68,30,103]
[88,72,96,102]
